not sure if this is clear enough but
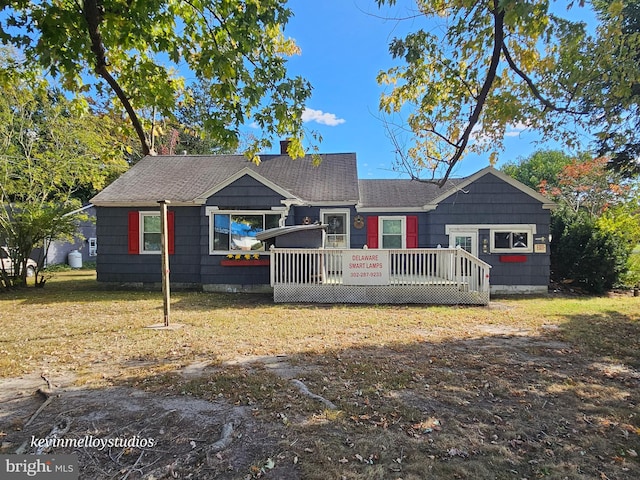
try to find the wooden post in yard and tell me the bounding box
[158,200,171,327]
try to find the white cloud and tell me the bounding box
[302,108,346,126]
[470,121,530,143]
[504,122,529,137]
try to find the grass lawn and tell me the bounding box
[1,270,639,479]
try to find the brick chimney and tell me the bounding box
[279,139,291,155]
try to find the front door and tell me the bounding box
[449,231,478,256]
[321,210,349,277]
[322,212,348,249]
[448,230,478,284]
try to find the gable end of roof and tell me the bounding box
[194,168,301,204]
[425,167,556,210]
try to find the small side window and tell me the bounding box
[88,238,97,256]
[141,214,162,253]
[491,231,531,252]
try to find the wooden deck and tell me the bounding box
[269,247,491,305]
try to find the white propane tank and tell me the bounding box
[68,250,82,269]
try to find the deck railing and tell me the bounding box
[269,247,491,304]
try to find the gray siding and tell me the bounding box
[96,206,201,285]
[201,175,287,286]
[96,171,551,290]
[426,173,551,287]
[350,212,426,249]
[352,173,550,288]
[42,208,97,265]
[97,176,289,287]
[288,205,361,241]
[205,175,285,208]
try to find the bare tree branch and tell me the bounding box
[501,42,589,116]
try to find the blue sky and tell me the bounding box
[277,0,585,179]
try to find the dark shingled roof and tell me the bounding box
[92,155,543,210]
[358,178,465,208]
[91,153,360,205]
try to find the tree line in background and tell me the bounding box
[0,53,124,288]
[0,49,254,289]
[502,151,640,293]
[0,0,314,289]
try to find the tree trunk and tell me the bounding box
[81,0,153,156]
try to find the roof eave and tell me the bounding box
[91,200,203,208]
[304,200,359,207]
[356,205,437,213]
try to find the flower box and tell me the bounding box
[220,259,270,267]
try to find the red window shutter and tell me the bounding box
[128,211,139,254]
[406,215,418,248]
[168,210,175,255]
[366,216,379,248]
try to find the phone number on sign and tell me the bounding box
[350,271,383,278]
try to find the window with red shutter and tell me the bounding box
[128,210,175,254]
[366,215,418,249]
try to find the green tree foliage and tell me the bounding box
[504,149,639,291]
[143,81,248,156]
[502,150,575,190]
[0,0,312,158]
[589,0,640,176]
[376,0,640,183]
[502,150,633,215]
[539,156,632,217]
[596,200,640,288]
[0,203,80,288]
[0,58,127,288]
[0,87,128,203]
[172,81,245,155]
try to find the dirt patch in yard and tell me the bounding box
[1,320,639,479]
[0,373,296,479]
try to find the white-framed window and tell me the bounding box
[140,212,161,254]
[320,209,350,249]
[451,232,478,256]
[88,238,97,257]
[379,216,406,249]
[446,224,535,254]
[207,208,283,253]
[491,230,532,253]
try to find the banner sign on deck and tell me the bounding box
[342,251,390,285]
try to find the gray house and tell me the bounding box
[91,148,554,298]
[44,205,97,266]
